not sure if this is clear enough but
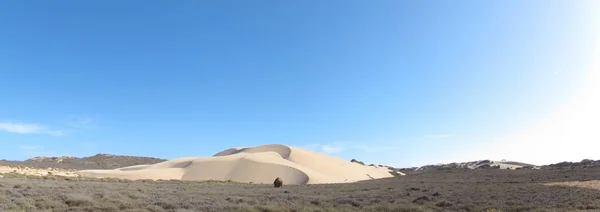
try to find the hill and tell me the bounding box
[0,154,166,170]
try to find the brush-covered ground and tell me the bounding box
[0,166,599,212]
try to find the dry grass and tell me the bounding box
[545,180,600,191]
[0,166,599,212]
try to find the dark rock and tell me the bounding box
[335,198,361,207]
[412,196,430,203]
[273,177,283,188]
[436,201,453,207]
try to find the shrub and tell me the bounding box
[350,159,365,165]
[64,194,95,207]
[389,171,402,177]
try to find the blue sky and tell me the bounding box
[1,1,599,167]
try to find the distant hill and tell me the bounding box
[0,154,166,170]
[388,159,600,174]
[541,159,600,170]
[398,159,600,172]
[350,159,539,175]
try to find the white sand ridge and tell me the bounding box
[0,166,78,177]
[76,144,402,184]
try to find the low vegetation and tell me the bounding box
[1,165,599,211]
[388,170,402,177]
[0,172,244,185]
[350,159,365,165]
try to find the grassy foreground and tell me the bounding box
[0,167,599,212]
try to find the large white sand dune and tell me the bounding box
[76,144,400,184]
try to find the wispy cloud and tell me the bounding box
[20,145,42,150]
[353,144,400,152]
[297,142,407,168]
[66,115,96,129]
[301,143,346,154]
[0,122,66,136]
[422,134,451,139]
[17,144,71,158]
[301,142,401,154]
[22,149,67,158]
[320,145,344,153]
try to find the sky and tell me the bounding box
[1,1,599,167]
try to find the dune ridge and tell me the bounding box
[76,144,399,184]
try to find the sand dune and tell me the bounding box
[489,161,536,169]
[76,144,400,184]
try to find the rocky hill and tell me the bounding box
[0,154,166,170]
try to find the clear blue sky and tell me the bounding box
[1,1,599,167]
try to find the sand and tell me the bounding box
[545,180,600,191]
[489,161,536,169]
[76,144,401,184]
[0,166,79,177]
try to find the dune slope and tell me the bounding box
[76,144,398,184]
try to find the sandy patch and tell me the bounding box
[545,180,600,191]
[490,162,528,169]
[0,166,79,177]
